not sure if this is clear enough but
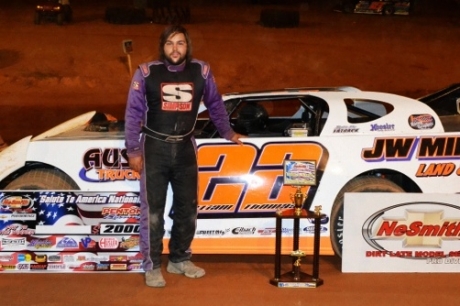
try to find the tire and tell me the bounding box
[105,6,146,25]
[382,4,395,15]
[5,169,79,190]
[34,11,41,24]
[57,13,64,25]
[63,6,72,23]
[329,176,404,258]
[259,9,300,28]
[151,6,191,24]
[343,2,356,13]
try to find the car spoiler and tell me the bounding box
[33,111,97,140]
[418,83,460,116]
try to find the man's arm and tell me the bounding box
[124,68,147,163]
[202,66,244,144]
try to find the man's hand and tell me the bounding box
[128,155,143,173]
[230,133,246,145]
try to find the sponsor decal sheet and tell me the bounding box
[0,191,143,273]
[343,193,460,273]
[0,190,327,272]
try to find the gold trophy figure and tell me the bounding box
[293,186,305,216]
[277,185,307,217]
[314,205,322,216]
[291,250,306,281]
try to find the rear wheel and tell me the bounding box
[63,5,72,22]
[57,13,64,25]
[259,9,300,28]
[151,6,191,24]
[5,169,79,190]
[34,11,41,24]
[329,176,404,257]
[105,6,146,24]
[343,2,355,13]
[382,4,395,15]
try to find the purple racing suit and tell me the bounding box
[124,59,236,271]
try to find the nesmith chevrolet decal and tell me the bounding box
[362,136,460,177]
[1,194,34,211]
[362,201,460,259]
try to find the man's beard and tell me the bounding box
[165,53,186,65]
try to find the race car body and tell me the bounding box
[341,0,411,15]
[1,84,460,261]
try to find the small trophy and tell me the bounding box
[292,186,306,216]
[291,250,306,281]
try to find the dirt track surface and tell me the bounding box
[1,0,459,145]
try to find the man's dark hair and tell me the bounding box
[159,25,192,63]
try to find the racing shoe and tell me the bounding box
[145,268,166,287]
[167,260,206,278]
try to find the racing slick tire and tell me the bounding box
[57,13,64,25]
[329,176,404,258]
[382,4,395,15]
[34,12,41,24]
[105,6,146,24]
[150,6,191,24]
[259,9,300,28]
[5,169,79,190]
[342,2,356,13]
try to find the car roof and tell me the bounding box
[221,89,444,135]
[221,86,361,100]
[33,88,444,141]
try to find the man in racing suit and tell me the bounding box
[124,25,243,288]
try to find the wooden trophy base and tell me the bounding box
[270,271,324,288]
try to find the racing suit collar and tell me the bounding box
[164,59,186,72]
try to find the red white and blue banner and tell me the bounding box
[0,191,142,272]
[342,193,460,273]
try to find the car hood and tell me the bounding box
[33,111,125,141]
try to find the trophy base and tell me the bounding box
[270,271,323,288]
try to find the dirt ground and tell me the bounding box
[1,0,460,146]
[1,1,460,305]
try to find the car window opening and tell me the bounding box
[345,98,394,123]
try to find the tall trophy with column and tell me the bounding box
[270,159,324,288]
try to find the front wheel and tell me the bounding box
[329,176,404,258]
[5,169,79,190]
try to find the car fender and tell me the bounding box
[0,136,32,181]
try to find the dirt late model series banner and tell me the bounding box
[0,191,143,273]
[342,193,460,273]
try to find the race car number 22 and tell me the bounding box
[197,142,324,214]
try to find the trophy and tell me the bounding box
[293,186,305,216]
[270,160,324,288]
[291,250,306,281]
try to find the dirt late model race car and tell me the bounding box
[340,0,411,15]
[1,84,460,259]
